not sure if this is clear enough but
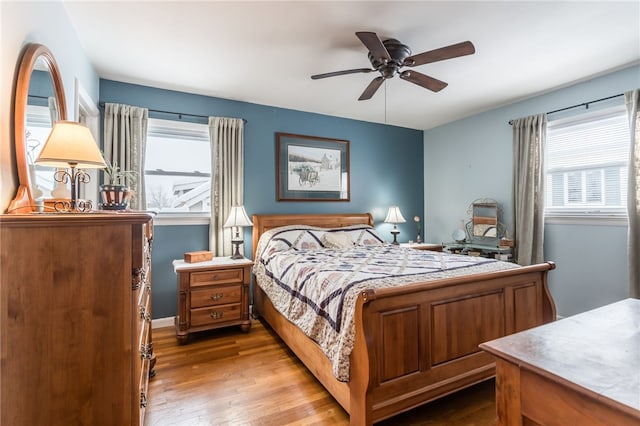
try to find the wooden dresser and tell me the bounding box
[481,298,640,425]
[0,212,154,426]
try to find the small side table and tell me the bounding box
[400,242,444,252]
[173,257,253,343]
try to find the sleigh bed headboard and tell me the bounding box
[251,213,374,259]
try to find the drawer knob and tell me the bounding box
[139,305,151,322]
[140,344,153,360]
[210,311,223,319]
[210,293,224,301]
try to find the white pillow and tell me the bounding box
[321,232,354,249]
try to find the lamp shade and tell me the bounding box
[224,205,253,228]
[35,121,106,169]
[384,206,406,224]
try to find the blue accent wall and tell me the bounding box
[151,225,209,319]
[99,79,424,318]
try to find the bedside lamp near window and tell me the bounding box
[35,121,106,212]
[224,205,253,259]
[384,205,406,245]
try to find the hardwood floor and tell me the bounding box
[145,320,497,426]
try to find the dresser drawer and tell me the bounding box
[190,304,242,327]
[190,268,243,287]
[138,356,150,425]
[138,315,152,361]
[137,285,151,322]
[191,285,242,308]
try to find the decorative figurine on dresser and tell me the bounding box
[0,212,155,426]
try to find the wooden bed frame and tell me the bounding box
[251,213,556,425]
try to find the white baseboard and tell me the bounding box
[152,316,175,329]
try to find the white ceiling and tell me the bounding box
[62,1,640,131]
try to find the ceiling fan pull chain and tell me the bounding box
[384,80,387,124]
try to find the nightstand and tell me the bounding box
[400,242,444,252]
[173,257,253,343]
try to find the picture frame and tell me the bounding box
[276,132,350,201]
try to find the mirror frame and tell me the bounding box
[465,198,506,242]
[10,43,67,213]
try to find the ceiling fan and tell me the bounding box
[311,31,475,101]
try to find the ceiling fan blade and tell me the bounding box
[404,41,475,67]
[356,31,392,61]
[311,68,375,80]
[400,70,448,92]
[358,76,385,101]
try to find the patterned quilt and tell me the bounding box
[253,225,519,381]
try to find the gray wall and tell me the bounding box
[424,64,639,317]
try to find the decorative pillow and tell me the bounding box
[321,231,354,248]
[292,230,324,250]
[338,227,385,246]
[255,224,387,263]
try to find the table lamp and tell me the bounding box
[35,121,106,212]
[384,205,406,245]
[223,205,253,259]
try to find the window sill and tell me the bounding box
[545,214,627,226]
[153,213,210,226]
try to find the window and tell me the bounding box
[544,106,629,217]
[144,118,211,215]
[26,104,56,198]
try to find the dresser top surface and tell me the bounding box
[481,298,640,411]
[1,211,153,226]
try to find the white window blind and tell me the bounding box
[544,106,629,216]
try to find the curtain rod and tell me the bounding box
[98,102,247,123]
[508,93,624,125]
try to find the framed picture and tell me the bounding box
[276,132,350,201]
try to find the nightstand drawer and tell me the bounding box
[190,269,243,287]
[190,304,242,327]
[190,285,242,308]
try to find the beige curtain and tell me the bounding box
[103,103,148,210]
[209,117,245,256]
[512,113,547,265]
[625,90,640,297]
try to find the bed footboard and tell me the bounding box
[348,261,556,425]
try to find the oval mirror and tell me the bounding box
[9,43,67,213]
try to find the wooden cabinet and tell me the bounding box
[173,257,252,342]
[0,212,154,426]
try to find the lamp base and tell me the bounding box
[390,230,400,245]
[230,239,244,259]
